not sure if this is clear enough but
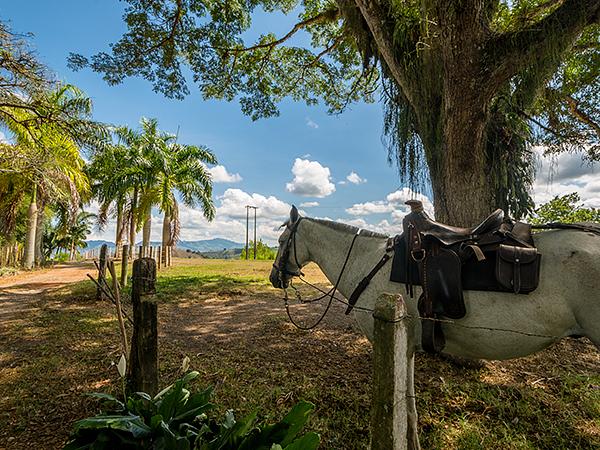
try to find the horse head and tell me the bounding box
[270,205,307,289]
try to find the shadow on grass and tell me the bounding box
[0,286,123,449]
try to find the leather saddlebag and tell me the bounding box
[495,244,541,294]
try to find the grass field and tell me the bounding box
[0,258,598,449]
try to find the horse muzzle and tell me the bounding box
[269,266,289,289]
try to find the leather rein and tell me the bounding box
[273,218,393,330]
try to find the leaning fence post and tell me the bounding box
[371,293,409,450]
[108,260,129,357]
[96,244,108,301]
[128,257,158,395]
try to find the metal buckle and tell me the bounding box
[411,249,426,262]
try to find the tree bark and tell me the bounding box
[161,215,171,266]
[34,199,45,267]
[142,213,151,248]
[22,187,38,269]
[115,204,124,256]
[128,187,138,258]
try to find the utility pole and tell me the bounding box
[245,205,258,260]
[253,206,257,260]
[245,206,249,260]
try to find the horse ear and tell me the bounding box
[290,205,299,223]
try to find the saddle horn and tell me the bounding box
[406,200,423,212]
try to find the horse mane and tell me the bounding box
[306,218,389,239]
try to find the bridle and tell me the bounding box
[273,218,373,330]
[272,218,305,281]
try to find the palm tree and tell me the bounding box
[153,142,216,264]
[88,118,216,261]
[0,85,92,268]
[88,142,135,255]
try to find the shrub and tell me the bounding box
[64,371,319,449]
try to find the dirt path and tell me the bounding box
[0,262,95,322]
[0,262,94,294]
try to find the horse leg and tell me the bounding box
[406,351,421,450]
[577,314,600,350]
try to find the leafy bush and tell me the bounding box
[64,371,319,450]
[531,193,600,224]
[240,240,276,260]
[54,251,70,262]
[0,266,19,277]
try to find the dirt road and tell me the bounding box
[0,262,94,295]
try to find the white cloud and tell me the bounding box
[207,164,242,183]
[346,201,393,216]
[217,188,290,219]
[532,147,600,208]
[285,158,336,198]
[0,131,8,143]
[305,117,319,129]
[300,201,319,208]
[346,187,434,219]
[346,171,367,185]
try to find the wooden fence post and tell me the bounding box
[96,244,108,301]
[108,260,128,357]
[371,293,411,450]
[128,257,158,395]
[157,246,162,270]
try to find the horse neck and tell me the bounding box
[298,219,388,298]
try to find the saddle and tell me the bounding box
[391,200,541,353]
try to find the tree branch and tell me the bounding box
[564,95,600,138]
[486,0,600,92]
[353,0,414,106]
[227,8,340,55]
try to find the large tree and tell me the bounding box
[70,0,599,224]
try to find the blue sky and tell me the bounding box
[2,1,598,244]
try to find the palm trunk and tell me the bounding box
[161,214,171,266]
[70,239,76,261]
[142,210,151,248]
[115,204,124,256]
[34,199,45,267]
[128,187,138,258]
[22,187,38,269]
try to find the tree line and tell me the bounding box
[0,22,216,268]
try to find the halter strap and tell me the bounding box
[279,223,361,330]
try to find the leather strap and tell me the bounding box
[345,252,392,315]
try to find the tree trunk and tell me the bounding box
[427,101,495,226]
[142,211,151,248]
[70,239,76,261]
[161,214,171,266]
[128,187,138,258]
[115,205,124,256]
[34,200,45,267]
[22,187,38,269]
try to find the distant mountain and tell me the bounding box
[175,238,244,252]
[85,240,115,250]
[85,238,243,253]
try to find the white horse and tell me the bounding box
[270,206,600,448]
